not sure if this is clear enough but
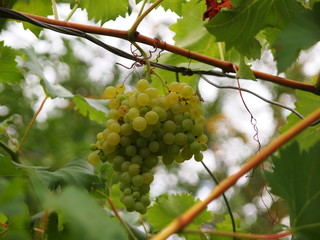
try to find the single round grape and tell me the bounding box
[132,117,147,132]
[142,172,154,185]
[170,103,182,114]
[189,95,200,106]
[181,85,194,98]
[163,132,175,145]
[168,144,180,156]
[105,86,117,98]
[152,106,167,121]
[108,109,120,120]
[123,188,132,195]
[198,134,208,144]
[127,107,139,120]
[113,155,125,171]
[181,146,193,160]
[174,153,185,163]
[195,116,206,125]
[121,161,131,172]
[97,132,105,141]
[173,114,184,124]
[134,202,146,214]
[137,92,150,106]
[194,152,204,162]
[123,195,135,208]
[102,141,116,154]
[182,119,193,131]
[143,155,159,169]
[191,124,203,136]
[136,79,150,92]
[131,155,143,165]
[132,191,140,200]
[140,126,153,138]
[120,123,133,136]
[116,83,126,93]
[136,137,148,148]
[107,132,120,146]
[175,132,187,146]
[120,136,131,147]
[139,106,149,115]
[125,145,137,157]
[139,185,150,195]
[140,195,151,207]
[186,132,195,143]
[167,91,179,104]
[128,163,140,176]
[163,120,176,133]
[169,82,180,92]
[118,105,129,116]
[89,143,97,151]
[148,141,159,153]
[88,152,100,165]
[132,175,144,187]
[109,98,120,109]
[162,154,174,165]
[145,87,159,98]
[109,122,121,133]
[121,172,132,184]
[190,106,202,119]
[145,111,159,125]
[190,141,201,154]
[139,147,151,158]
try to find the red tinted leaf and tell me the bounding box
[203,0,235,20]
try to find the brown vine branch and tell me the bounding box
[1,10,317,95]
[151,108,320,240]
[183,228,291,240]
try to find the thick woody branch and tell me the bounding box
[0,9,317,95]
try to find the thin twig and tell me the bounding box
[18,96,49,152]
[200,161,237,240]
[0,140,19,162]
[50,0,59,20]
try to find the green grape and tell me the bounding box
[140,195,151,206]
[88,152,100,165]
[131,155,143,165]
[107,132,120,146]
[128,163,141,176]
[140,147,151,158]
[139,185,150,195]
[173,114,184,124]
[109,122,121,133]
[167,91,179,104]
[122,195,135,208]
[149,98,160,108]
[198,134,208,144]
[181,85,194,98]
[190,106,202,119]
[113,155,125,171]
[142,172,154,185]
[152,106,167,121]
[105,86,117,98]
[121,172,132,184]
[194,152,203,162]
[89,143,97,151]
[186,132,195,143]
[120,123,133,136]
[132,175,144,187]
[170,103,182,114]
[136,79,150,92]
[175,132,187,146]
[123,188,132,195]
[148,141,159,153]
[169,82,180,92]
[116,83,126,93]
[174,153,185,163]
[108,109,120,120]
[137,92,150,106]
[189,95,200,106]
[163,132,175,145]
[183,112,191,119]
[190,141,201,154]
[163,120,176,133]
[118,105,129,116]
[127,107,139,120]
[145,111,159,125]
[191,124,203,136]
[181,146,193,160]
[140,126,153,138]
[162,154,174,165]
[132,191,140,199]
[143,155,159,169]
[139,106,149,115]
[109,98,120,109]
[182,119,193,131]
[121,161,131,172]
[168,144,180,156]
[96,132,105,141]
[120,136,131,147]
[195,116,206,125]
[125,145,137,157]
[132,116,147,132]
[134,202,146,214]
[102,141,116,154]
[145,87,159,98]
[105,119,116,127]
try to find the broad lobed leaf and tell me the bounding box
[0,41,22,83]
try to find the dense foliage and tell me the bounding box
[0,0,319,240]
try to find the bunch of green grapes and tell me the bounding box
[88,79,208,214]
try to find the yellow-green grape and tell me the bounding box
[118,105,129,117]
[107,132,120,146]
[109,98,120,109]
[189,95,200,106]
[108,109,120,120]
[137,92,150,106]
[145,87,159,99]
[105,86,117,99]
[145,111,159,125]
[169,81,180,92]
[109,122,121,133]
[180,85,194,99]
[116,83,126,93]
[132,116,147,132]
[136,79,150,92]
[197,134,208,144]
[88,152,100,165]
[167,91,179,104]
[127,107,139,120]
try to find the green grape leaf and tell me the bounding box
[205,0,304,59]
[34,158,96,190]
[280,90,320,151]
[78,0,128,25]
[0,41,22,83]
[13,0,52,36]
[210,215,243,240]
[146,193,212,231]
[137,0,187,16]
[72,95,108,123]
[266,141,320,240]
[236,58,256,80]
[0,155,24,176]
[274,3,320,72]
[46,186,127,240]
[23,48,73,99]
